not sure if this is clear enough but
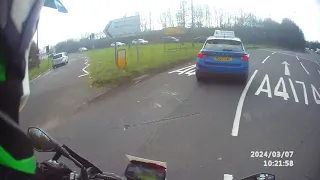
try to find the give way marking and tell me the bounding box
[78,59,90,77]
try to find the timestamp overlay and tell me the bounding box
[250,151,294,167]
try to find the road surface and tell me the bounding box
[21,49,320,180]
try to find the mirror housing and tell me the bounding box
[241,173,275,180]
[27,127,55,152]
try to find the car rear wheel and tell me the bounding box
[241,73,248,83]
[196,73,204,82]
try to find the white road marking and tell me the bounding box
[299,62,310,75]
[254,74,272,98]
[311,84,320,104]
[274,77,289,100]
[232,70,258,137]
[78,74,88,77]
[154,103,162,108]
[185,69,195,76]
[30,74,42,82]
[318,70,320,75]
[296,56,300,60]
[260,49,320,67]
[282,61,290,76]
[262,56,270,63]
[288,78,299,103]
[168,64,196,75]
[78,59,90,77]
[224,174,233,180]
[296,81,308,105]
[272,52,276,55]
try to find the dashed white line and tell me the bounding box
[299,62,310,75]
[272,52,276,55]
[232,70,258,137]
[262,56,270,63]
[296,56,300,60]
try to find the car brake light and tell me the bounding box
[197,52,203,58]
[243,55,249,61]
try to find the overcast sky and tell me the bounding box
[35,0,320,48]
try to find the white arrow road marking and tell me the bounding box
[78,59,90,77]
[299,62,310,75]
[224,174,233,180]
[262,56,270,63]
[281,61,291,76]
[232,70,258,136]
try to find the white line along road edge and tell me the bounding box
[79,59,90,77]
[231,70,258,136]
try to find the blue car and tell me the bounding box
[195,31,249,83]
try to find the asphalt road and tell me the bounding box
[20,49,320,180]
[20,53,105,130]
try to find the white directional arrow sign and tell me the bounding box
[103,15,141,39]
[282,61,291,76]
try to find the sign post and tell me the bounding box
[104,16,141,66]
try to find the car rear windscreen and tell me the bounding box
[204,39,244,51]
[53,54,62,59]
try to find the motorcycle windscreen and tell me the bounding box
[126,154,167,169]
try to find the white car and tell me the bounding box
[79,47,87,52]
[132,39,149,45]
[110,42,126,47]
[52,52,68,69]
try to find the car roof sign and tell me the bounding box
[214,30,235,38]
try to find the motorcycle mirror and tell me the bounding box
[241,173,275,180]
[27,127,55,152]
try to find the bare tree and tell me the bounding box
[194,4,204,27]
[166,9,174,27]
[159,11,168,28]
[140,15,148,31]
[175,8,183,27]
[204,4,211,27]
[218,8,225,28]
[180,0,187,27]
[213,7,218,27]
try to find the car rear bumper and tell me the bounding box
[53,60,67,66]
[196,61,248,75]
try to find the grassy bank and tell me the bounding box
[29,59,52,80]
[88,43,203,87]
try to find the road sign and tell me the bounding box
[104,16,141,39]
[89,33,95,40]
[163,27,183,35]
[46,45,49,54]
[116,49,127,70]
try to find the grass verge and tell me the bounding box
[88,43,203,87]
[29,59,52,80]
[88,43,272,87]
